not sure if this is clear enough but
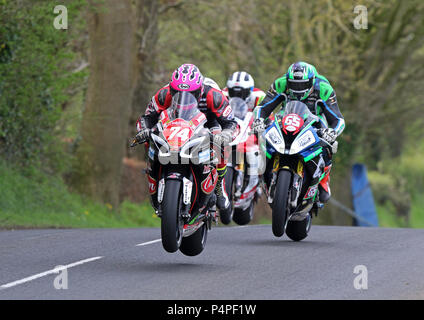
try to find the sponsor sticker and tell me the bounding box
[201,168,218,194]
[303,184,318,199]
[147,175,157,195]
[222,105,232,118]
[178,83,190,90]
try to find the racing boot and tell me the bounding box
[215,166,231,211]
[318,165,332,203]
[145,161,160,215]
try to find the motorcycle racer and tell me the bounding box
[223,71,266,111]
[253,61,345,203]
[221,71,267,222]
[135,63,237,212]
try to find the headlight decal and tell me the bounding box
[289,130,318,154]
[180,136,207,158]
[265,126,285,154]
[151,133,170,156]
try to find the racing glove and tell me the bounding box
[134,128,150,144]
[213,129,233,147]
[252,118,266,134]
[317,128,337,144]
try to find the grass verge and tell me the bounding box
[0,161,160,229]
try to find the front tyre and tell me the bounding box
[161,179,183,253]
[272,170,291,237]
[179,224,208,256]
[286,215,311,241]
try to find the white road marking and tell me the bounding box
[134,226,252,246]
[0,256,103,290]
[136,239,162,246]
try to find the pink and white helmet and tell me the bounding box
[170,64,204,100]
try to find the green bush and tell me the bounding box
[368,141,424,228]
[0,160,159,229]
[0,0,86,168]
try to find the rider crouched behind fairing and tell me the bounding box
[252,61,345,210]
[218,71,266,224]
[134,64,237,215]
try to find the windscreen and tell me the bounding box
[230,97,248,119]
[281,101,318,126]
[168,91,200,121]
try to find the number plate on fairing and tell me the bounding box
[282,113,304,134]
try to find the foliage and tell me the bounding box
[0,160,159,228]
[154,0,424,225]
[368,141,424,228]
[156,0,424,169]
[0,0,87,170]
[1,0,424,228]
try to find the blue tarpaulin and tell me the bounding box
[351,164,379,227]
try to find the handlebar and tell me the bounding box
[319,137,332,147]
[130,130,151,148]
[130,139,139,148]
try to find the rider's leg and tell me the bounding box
[318,147,333,203]
[145,145,161,211]
[263,156,273,186]
[216,163,230,210]
[209,126,231,211]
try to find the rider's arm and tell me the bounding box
[206,88,237,131]
[252,88,266,109]
[136,86,171,131]
[253,77,287,119]
[318,82,345,136]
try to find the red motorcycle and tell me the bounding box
[132,92,219,256]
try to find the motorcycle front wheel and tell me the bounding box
[161,179,183,253]
[272,170,291,237]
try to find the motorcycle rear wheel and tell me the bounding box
[272,170,291,237]
[286,214,311,241]
[161,179,183,253]
[233,202,254,225]
[179,224,208,256]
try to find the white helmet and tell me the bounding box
[226,71,254,101]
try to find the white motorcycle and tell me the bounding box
[221,97,262,225]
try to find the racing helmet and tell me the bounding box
[169,63,204,101]
[226,71,254,102]
[286,62,317,100]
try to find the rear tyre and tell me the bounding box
[161,179,183,253]
[272,170,291,237]
[286,215,311,241]
[233,202,254,225]
[179,224,208,256]
[220,167,234,225]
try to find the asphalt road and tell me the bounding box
[0,225,423,300]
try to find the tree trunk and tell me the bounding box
[72,0,136,208]
[128,0,160,160]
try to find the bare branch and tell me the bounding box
[158,0,185,15]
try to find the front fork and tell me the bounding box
[156,172,192,220]
[265,154,320,215]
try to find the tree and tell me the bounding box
[72,0,137,208]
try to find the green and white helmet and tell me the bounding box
[286,62,317,100]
